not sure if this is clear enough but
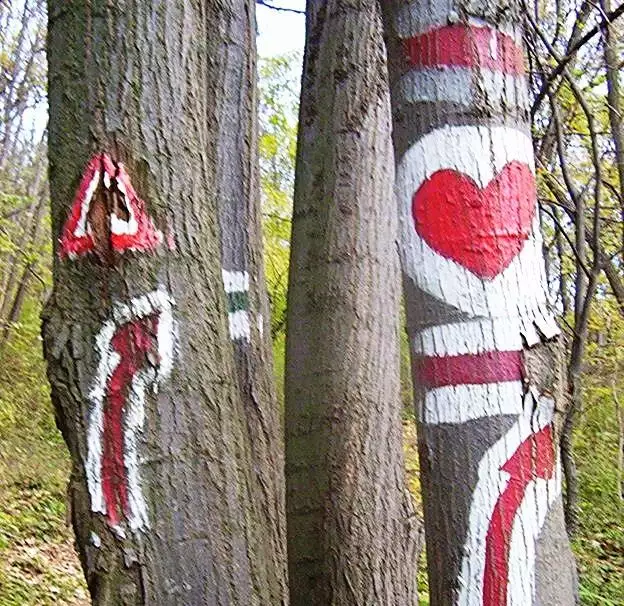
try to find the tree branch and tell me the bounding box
[530,2,624,115]
[257,0,304,14]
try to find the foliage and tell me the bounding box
[0,297,87,604]
[259,53,299,338]
[570,300,624,605]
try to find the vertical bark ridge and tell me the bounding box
[380,1,577,605]
[285,1,420,604]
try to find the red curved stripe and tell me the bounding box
[483,425,556,605]
[101,315,159,527]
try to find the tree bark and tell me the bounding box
[601,0,624,258]
[44,1,287,603]
[380,1,578,604]
[284,1,420,604]
[212,0,288,599]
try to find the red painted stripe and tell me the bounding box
[483,425,556,605]
[415,350,523,389]
[403,25,525,75]
[101,315,159,527]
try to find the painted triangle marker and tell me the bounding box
[59,153,168,260]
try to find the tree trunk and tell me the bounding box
[212,0,288,599]
[380,1,578,604]
[44,1,287,603]
[601,0,624,258]
[285,1,420,604]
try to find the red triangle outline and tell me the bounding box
[59,153,165,259]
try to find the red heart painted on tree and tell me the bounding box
[412,161,536,280]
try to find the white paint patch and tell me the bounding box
[421,381,524,425]
[74,171,101,238]
[394,68,529,112]
[222,269,250,293]
[257,313,264,339]
[85,286,176,533]
[228,310,251,342]
[396,125,556,334]
[123,368,152,532]
[412,318,524,357]
[90,531,101,548]
[457,394,561,606]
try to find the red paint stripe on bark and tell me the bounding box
[415,350,524,388]
[403,25,525,75]
[483,425,556,605]
[101,316,159,527]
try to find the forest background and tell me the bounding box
[0,0,622,604]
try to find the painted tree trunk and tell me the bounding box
[285,1,420,604]
[379,1,578,605]
[211,2,288,599]
[43,1,287,603]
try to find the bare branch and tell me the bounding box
[257,0,304,14]
[530,2,624,115]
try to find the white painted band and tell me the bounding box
[413,319,524,357]
[228,310,251,342]
[421,381,524,425]
[394,5,522,44]
[394,67,529,112]
[222,269,250,293]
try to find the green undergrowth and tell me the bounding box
[571,383,624,605]
[0,299,88,605]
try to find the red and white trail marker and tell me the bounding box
[59,153,165,260]
[86,288,176,534]
[412,319,528,425]
[396,125,558,343]
[458,396,561,606]
[403,24,525,75]
[483,424,556,606]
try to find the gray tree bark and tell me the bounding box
[285,1,420,604]
[380,1,578,604]
[43,1,287,604]
[601,0,624,254]
[212,2,288,599]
